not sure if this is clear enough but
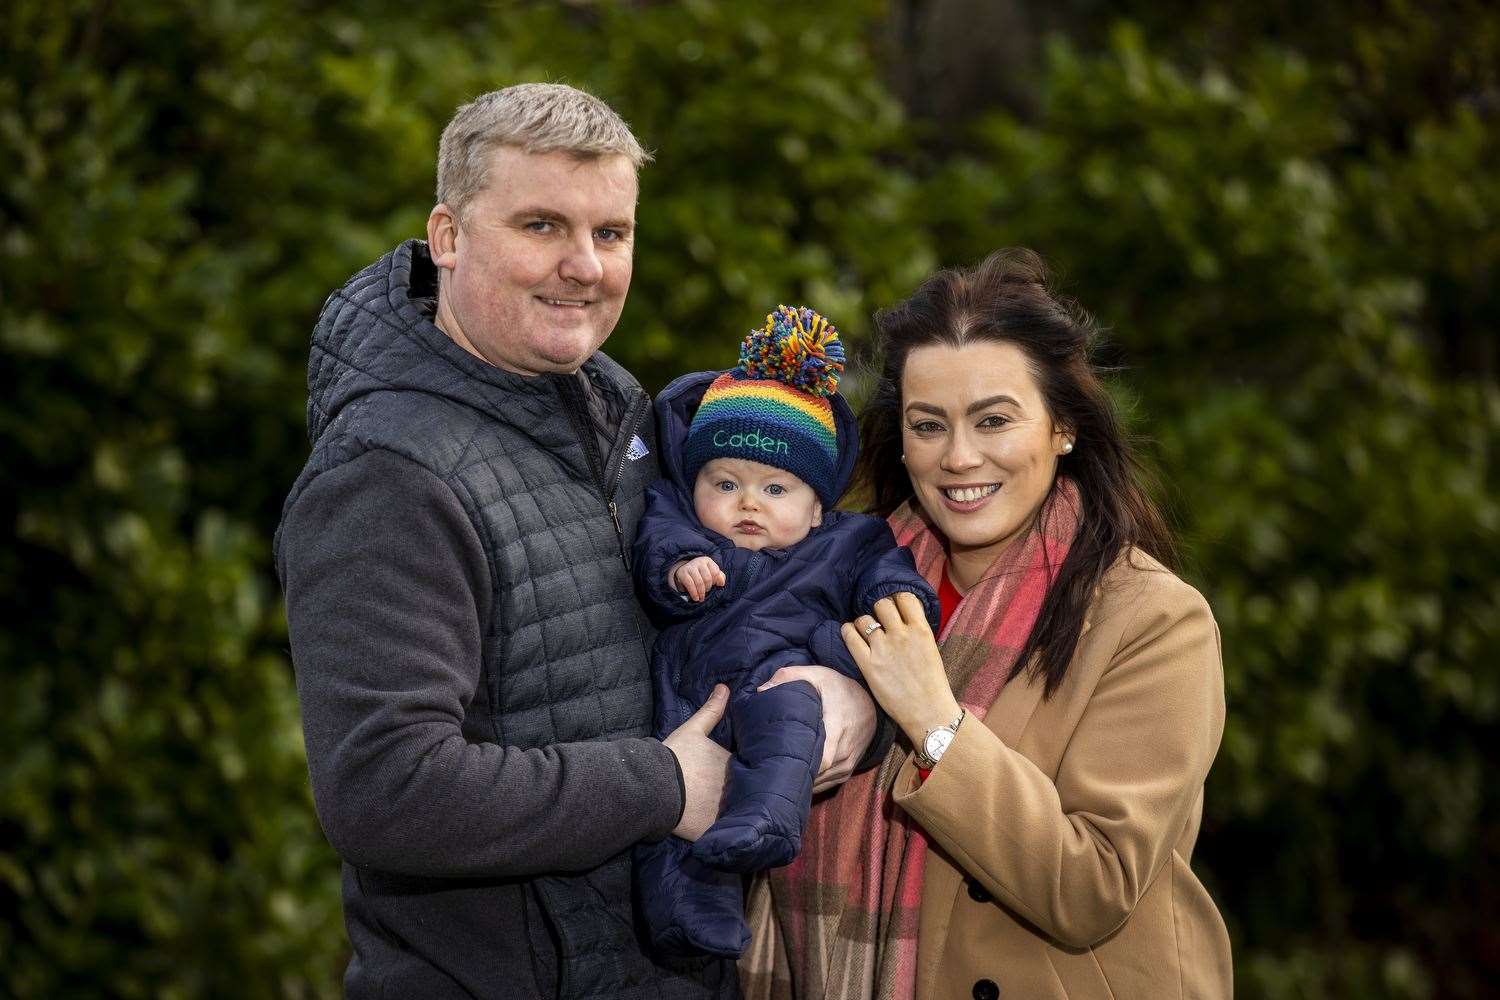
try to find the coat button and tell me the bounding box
[972,980,999,1000]
[966,878,991,903]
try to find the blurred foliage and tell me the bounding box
[1,1,1495,997]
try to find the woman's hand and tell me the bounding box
[842,592,962,746]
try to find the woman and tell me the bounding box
[741,249,1232,999]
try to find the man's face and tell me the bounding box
[428,146,638,376]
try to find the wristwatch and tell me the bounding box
[913,709,966,770]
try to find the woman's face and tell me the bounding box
[900,341,1071,568]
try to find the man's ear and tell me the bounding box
[811,500,824,528]
[427,204,460,269]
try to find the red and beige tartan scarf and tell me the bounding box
[740,477,1081,1000]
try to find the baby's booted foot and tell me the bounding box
[690,681,824,872]
[692,817,798,872]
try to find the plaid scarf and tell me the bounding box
[740,478,1080,1000]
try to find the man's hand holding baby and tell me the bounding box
[670,555,727,602]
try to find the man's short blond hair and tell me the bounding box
[436,83,651,216]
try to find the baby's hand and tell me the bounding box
[671,556,727,602]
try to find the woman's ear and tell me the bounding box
[427,204,460,269]
[1052,421,1076,457]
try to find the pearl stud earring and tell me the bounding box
[1062,441,1074,454]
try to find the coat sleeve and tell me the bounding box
[890,574,1225,948]
[278,448,684,879]
[630,479,733,623]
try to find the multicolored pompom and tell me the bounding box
[735,305,845,398]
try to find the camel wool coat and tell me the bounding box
[892,550,1232,999]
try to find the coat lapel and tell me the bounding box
[980,662,1046,746]
[979,611,1093,746]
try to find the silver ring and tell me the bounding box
[862,621,884,638]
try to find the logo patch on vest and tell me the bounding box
[626,434,651,461]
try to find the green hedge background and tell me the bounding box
[3,1,1496,996]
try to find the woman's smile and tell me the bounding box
[940,483,1002,509]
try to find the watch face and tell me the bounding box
[924,727,955,762]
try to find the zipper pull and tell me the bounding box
[608,499,630,569]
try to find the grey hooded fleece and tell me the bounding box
[274,241,736,999]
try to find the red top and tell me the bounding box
[938,569,963,633]
[917,570,964,782]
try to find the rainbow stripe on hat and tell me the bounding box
[694,376,838,455]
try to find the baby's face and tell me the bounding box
[692,457,823,551]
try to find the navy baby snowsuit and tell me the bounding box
[633,371,940,958]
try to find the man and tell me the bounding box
[275,84,879,999]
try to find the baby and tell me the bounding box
[632,306,939,958]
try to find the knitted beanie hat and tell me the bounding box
[683,305,847,506]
